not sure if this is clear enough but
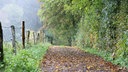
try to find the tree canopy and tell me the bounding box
[38,0,128,67]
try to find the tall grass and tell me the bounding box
[0,42,50,72]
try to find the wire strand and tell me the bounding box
[2,26,21,29]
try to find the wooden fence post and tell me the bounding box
[22,21,25,49]
[26,30,30,44]
[0,22,4,62]
[39,31,43,43]
[11,25,16,55]
[36,33,40,43]
[33,32,35,44]
[43,33,46,43]
[42,30,45,43]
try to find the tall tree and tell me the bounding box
[38,0,81,45]
[38,0,128,59]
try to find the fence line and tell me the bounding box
[0,21,47,62]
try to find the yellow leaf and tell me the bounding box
[87,66,93,69]
[56,66,59,68]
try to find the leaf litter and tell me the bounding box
[41,46,128,72]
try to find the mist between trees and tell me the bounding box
[38,0,128,67]
[0,0,42,41]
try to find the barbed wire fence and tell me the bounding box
[0,21,47,58]
[3,26,21,29]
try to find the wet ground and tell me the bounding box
[41,46,127,72]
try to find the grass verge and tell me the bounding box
[0,43,50,72]
[80,47,128,68]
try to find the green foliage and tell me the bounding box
[38,0,128,68]
[2,43,50,72]
[38,0,81,45]
[81,47,128,68]
[116,31,128,58]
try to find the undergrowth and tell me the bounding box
[0,43,50,72]
[81,47,128,68]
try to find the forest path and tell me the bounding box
[41,46,127,72]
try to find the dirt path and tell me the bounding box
[41,46,127,72]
